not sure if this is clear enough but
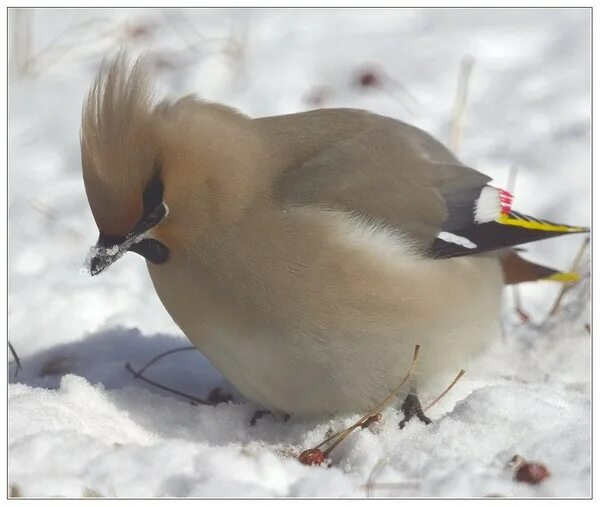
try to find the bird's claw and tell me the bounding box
[399,393,431,429]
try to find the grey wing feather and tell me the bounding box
[273,113,491,249]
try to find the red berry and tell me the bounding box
[515,308,531,323]
[515,463,551,484]
[298,448,325,466]
[124,23,154,39]
[356,70,381,88]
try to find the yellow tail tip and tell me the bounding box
[498,213,589,234]
[545,272,581,283]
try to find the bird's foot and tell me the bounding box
[398,369,466,429]
[250,410,270,426]
[398,394,431,429]
[206,387,233,405]
[250,410,290,426]
[298,344,422,466]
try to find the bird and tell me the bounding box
[81,53,588,422]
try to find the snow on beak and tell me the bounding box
[85,202,169,276]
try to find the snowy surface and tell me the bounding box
[8,8,590,498]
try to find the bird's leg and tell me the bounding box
[398,369,466,429]
[250,410,270,426]
[250,410,291,426]
[305,345,421,460]
[398,393,431,429]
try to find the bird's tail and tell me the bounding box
[499,249,582,286]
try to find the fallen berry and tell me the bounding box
[515,463,550,485]
[356,70,381,88]
[298,448,325,466]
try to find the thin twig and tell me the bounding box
[378,86,414,115]
[133,346,197,379]
[11,9,33,78]
[20,16,112,76]
[365,459,389,497]
[384,74,420,107]
[315,345,420,451]
[125,362,209,405]
[448,55,475,154]
[161,8,237,54]
[424,369,466,411]
[512,285,530,324]
[504,166,531,324]
[365,345,421,418]
[506,165,518,196]
[512,283,522,312]
[314,427,346,449]
[8,342,22,381]
[319,345,420,457]
[546,236,590,318]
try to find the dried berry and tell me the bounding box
[356,70,381,88]
[303,86,333,107]
[515,463,550,485]
[515,307,531,324]
[298,448,325,466]
[124,23,155,40]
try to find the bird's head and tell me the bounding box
[81,53,267,275]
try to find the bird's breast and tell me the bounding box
[145,246,503,418]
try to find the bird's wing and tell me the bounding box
[273,120,587,256]
[273,123,490,251]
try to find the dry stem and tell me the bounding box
[132,345,197,379]
[318,345,421,457]
[8,342,22,381]
[546,236,590,318]
[424,369,466,411]
[448,55,475,154]
[125,362,209,405]
[505,165,530,324]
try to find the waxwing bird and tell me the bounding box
[81,54,588,420]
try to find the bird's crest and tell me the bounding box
[81,52,159,236]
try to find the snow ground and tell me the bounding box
[8,8,591,498]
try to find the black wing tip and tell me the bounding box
[430,213,590,259]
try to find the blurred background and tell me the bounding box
[9,7,590,356]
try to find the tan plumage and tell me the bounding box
[81,54,586,418]
[81,55,158,236]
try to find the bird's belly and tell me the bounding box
[148,257,501,418]
[180,312,498,419]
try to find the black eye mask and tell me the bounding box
[127,173,170,264]
[128,171,166,233]
[88,172,170,275]
[143,172,164,216]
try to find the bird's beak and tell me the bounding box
[87,232,145,276]
[86,202,169,276]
